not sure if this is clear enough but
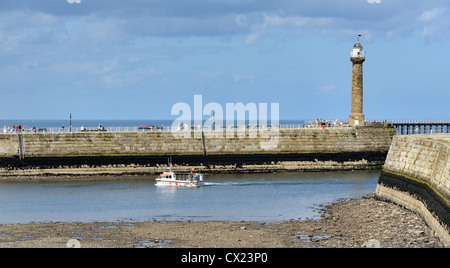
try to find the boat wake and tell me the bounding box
[203,181,304,187]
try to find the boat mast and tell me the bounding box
[168,157,173,172]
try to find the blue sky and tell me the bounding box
[0,0,449,121]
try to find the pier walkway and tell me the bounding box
[2,120,450,135]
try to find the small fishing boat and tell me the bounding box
[155,159,204,187]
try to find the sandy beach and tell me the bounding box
[0,194,445,248]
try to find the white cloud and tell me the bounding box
[235,14,248,27]
[2,1,450,42]
[101,65,157,88]
[416,7,449,41]
[316,85,336,94]
[200,72,224,80]
[233,74,255,83]
[418,8,446,21]
[244,33,259,45]
[262,14,334,29]
[420,27,437,39]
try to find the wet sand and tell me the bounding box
[0,194,446,248]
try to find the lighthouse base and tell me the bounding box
[349,113,365,126]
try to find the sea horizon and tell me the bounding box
[1,119,317,128]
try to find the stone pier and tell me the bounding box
[376,134,450,246]
[0,126,395,177]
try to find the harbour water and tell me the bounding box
[0,170,380,224]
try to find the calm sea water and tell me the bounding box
[0,171,380,224]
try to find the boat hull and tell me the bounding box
[155,179,204,187]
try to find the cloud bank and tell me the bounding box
[1,0,450,119]
[1,0,449,40]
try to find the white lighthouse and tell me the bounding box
[349,36,366,126]
[350,40,366,59]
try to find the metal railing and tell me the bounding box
[386,120,450,124]
[2,123,354,134]
[5,120,448,134]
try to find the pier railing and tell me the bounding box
[387,120,450,135]
[2,120,449,135]
[2,122,351,134]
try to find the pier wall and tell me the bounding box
[0,126,395,176]
[376,134,450,246]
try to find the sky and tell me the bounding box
[0,0,449,121]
